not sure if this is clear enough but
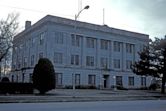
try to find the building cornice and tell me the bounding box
[14,15,149,41]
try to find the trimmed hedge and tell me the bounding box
[0,82,33,94]
[65,85,97,89]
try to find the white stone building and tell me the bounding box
[11,15,151,89]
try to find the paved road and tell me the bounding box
[0,100,166,111]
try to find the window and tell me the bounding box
[126,43,133,53]
[14,46,18,52]
[75,74,80,86]
[100,57,108,68]
[116,76,123,86]
[141,77,146,87]
[71,55,79,65]
[114,59,120,69]
[24,57,28,67]
[88,75,96,85]
[86,37,95,48]
[56,73,63,86]
[86,56,94,66]
[39,32,45,45]
[31,55,35,66]
[39,52,43,59]
[19,44,23,49]
[101,39,109,50]
[24,41,28,50]
[29,73,33,83]
[54,52,63,64]
[12,62,16,69]
[11,75,14,82]
[126,60,132,69]
[114,41,121,52]
[55,31,63,44]
[18,59,21,68]
[31,37,35,47]
[128,77,134,86]
[71,34,81,47]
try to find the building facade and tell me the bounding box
[11,15,151,89]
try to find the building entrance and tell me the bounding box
[103,75,109,88]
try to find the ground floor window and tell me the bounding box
[29,73,33,83]
[11,75,14,82]
[56,73,63,86]
[75,74,80,86]
[88,75,96,86]
[116,76,123,86]
[128,77,134,86]
[141,77,146,87]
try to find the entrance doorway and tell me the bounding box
[103,75,109,88]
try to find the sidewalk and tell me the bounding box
[0,89,166,103]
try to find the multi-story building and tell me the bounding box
[11,15,151,89]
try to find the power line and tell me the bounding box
[0,4,74,18]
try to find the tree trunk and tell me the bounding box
[161,48,166,94]
[161,76,166,94]
[39,90,46,95]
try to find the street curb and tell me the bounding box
[0,95,166,103]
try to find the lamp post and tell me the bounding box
[113,76,116,91]
[72,5,90,90]
[75,5,89,21]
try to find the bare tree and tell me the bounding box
[0,13,19,76]
[0,13,19,61]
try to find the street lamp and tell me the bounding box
[75,5,90,21]
[72,5,90,90]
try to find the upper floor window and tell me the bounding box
[86,37,95,48]
[100,57,108,68]
[54,52,63,64]
[126,43,133,53]
[55,31,63,44]
[86,56,94,66]
[71,54,79,65]
[114,59,120,69]
[31,55,35,66]
[101,39,109,50]
[17,59,21,69]
[39,52,43,59]
[19,44,23,50]
[114,41,121,52]
[24,41,28,50]
[24,57,28,67]
[39,32,45,45]
[126,60,132,69]
[31,37,35,47]
[71,34,81,47]
[14,46,18,52]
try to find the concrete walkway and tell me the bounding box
[0,89,166,103]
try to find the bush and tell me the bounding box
[65,85,97,89]
[111,85,128,90]
[75,85,96,89]
[32,58,55,94]
[0,83,33,94]
[116,85,128,90]
[1,77,10,82]
[149,83,160,90]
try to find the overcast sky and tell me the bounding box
[0,0,165,39]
